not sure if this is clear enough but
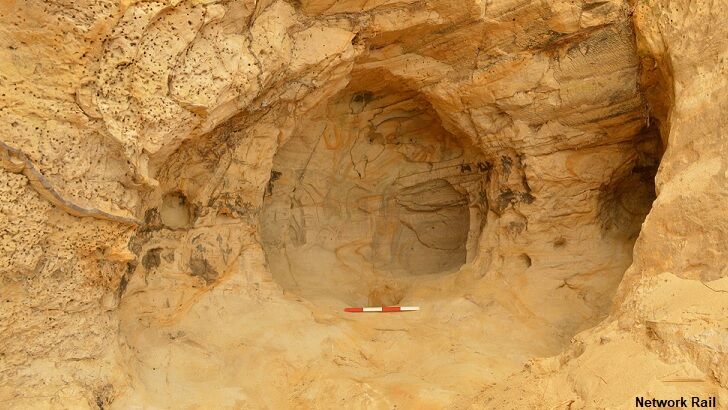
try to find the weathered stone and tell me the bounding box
[1,0,725,408]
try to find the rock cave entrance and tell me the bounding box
[260,74,489,306]
[258,61,663,312]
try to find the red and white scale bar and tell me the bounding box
[344,306,420,313]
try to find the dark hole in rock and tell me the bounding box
[521,253,532,268]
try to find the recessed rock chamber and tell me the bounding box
[260,78,488,305]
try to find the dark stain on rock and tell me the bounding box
[128,236,144,255]
[350,91,374,114]
[189,257,219,284]
[96,394,106,410]
[507,221,526,235]
[144,207,159,224]
[266,170,282,196]
[137,207,163,234]
[352,91,373,104]
[520,192,535,204]
[94,384,114,410]
[501,155,513,178]
[497,189,516,211]
[142,248,162,269]
[477,161,492,172]
[117,262,135,299]
[214,193,255,217]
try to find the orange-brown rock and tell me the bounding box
[0,0,725,408]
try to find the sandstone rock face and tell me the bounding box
[0,0,725,408]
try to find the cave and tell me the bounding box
[260,76,490,305]
[255,56,662,318]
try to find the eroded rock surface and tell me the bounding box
[260,83,488,305]
[0,0,725,408]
